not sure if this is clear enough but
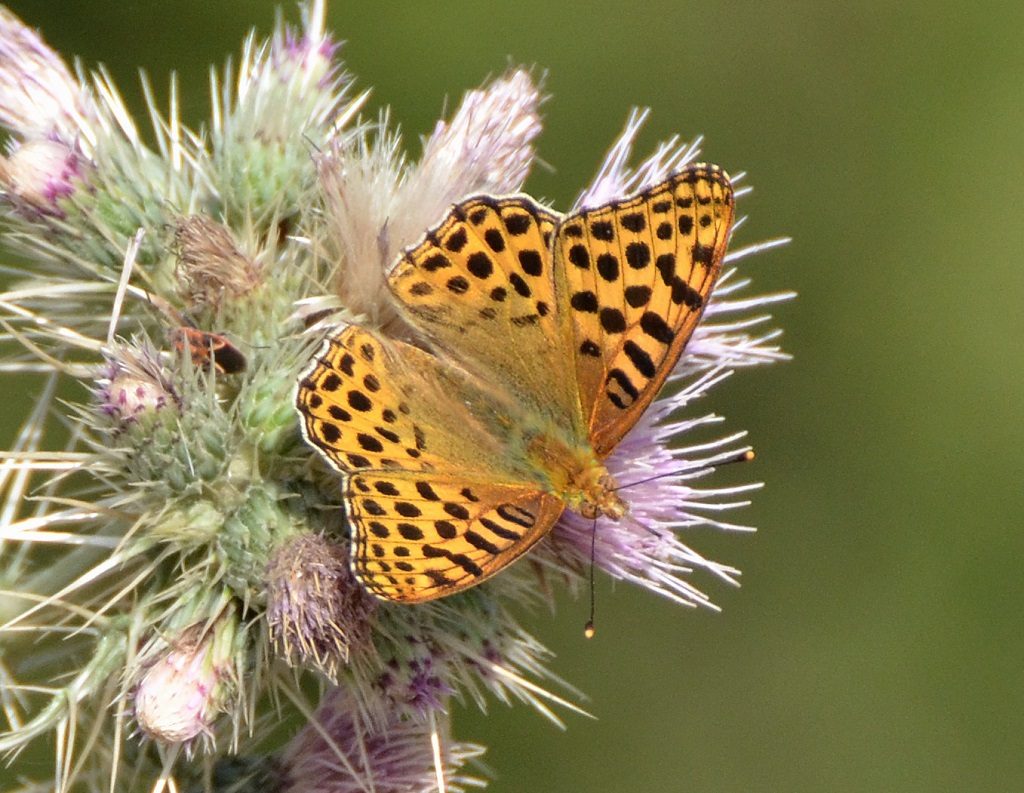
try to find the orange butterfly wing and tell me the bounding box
[553,164,734,455]
[296,325,563,602]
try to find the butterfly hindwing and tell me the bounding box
[348,471,564,602]
[553,164,735,455]
[297,325,565,603]
[389,196,586,438]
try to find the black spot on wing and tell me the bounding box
[416,482,440,500]
[623,340,656,378]
[624,285,652,308]
[571,291,599,312]
[446,275,469,294]
[504,213,531,235]
[445,228,468,252]
[620,212,646,232]
[422,543,483,577]
[464,530,501,554]
[569,244,590,269]
[508,273,531,297]
[624,242,650,269]
[423,253,451,272]
[478,517,522,541]
[600,307,627,334]
[596,253,619,281]
[640,312,675,344]
[693,242,715,267]
[519,250,543,276]
[484,228,506,252]
[467,252,493,279]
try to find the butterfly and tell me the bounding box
[296,164,734,603]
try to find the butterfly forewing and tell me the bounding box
[389,196,586,439]
[553,164,735,456]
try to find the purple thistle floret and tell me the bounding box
[407,657,448,711]
[281,687,484,793]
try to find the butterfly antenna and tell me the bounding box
[584,517,597,639]
[613,449,755,492]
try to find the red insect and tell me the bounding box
[171,327,247,374]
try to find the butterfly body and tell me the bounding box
[297,164,734,603]
[522,432,625,520]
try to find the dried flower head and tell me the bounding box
[266,532,376,676]
[174,214,261,310]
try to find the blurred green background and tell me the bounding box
[3,1,1022,791]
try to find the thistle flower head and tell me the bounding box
[280,687,485,793]
[316,68,542,327]
[0,4,789,791]
[550,382,752,607]
[265,531,376,677]
[412,68,543,202]
[0,7,96,142]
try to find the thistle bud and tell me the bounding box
[270,11,338,89]
[134,622,236,746]
[0,137,88,216]
[95,345,179,429]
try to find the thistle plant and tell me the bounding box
[0,3,791,792]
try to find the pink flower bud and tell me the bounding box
[0,138,87,216]
[134,637,222,744]
[95,350,178,428]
